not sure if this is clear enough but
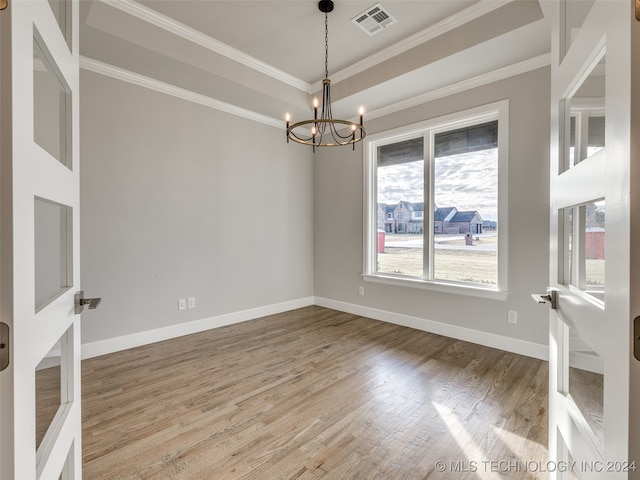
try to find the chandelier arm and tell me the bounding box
[332,130,360,140]
[287,131,366,147]
[321,123,365,147]
[330,128,360,142]
[288,130,313,143]
[324,82,331,119]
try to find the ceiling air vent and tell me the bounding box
[352,3,397,36]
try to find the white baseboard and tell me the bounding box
[81,297,315,360]
[313,297,548,361]
[82,296,548,362]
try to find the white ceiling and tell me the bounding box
[134,0,480,83]
[79,0,551,125]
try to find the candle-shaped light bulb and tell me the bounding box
[351,124,357,132]
[313,98,318,120]
[285,113,290,143]
[359,106,364,126]
[312,126,317,136]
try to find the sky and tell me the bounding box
[377,148,498,221]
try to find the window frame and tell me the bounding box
[362,100,509,300]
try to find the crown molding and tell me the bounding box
[364,53,551,121]
[81,53,550,132]
[80,56,283,129]
[98,0,312,93]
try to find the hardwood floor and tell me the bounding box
[79,306,549,479]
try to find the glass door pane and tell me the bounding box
[33,32,72,168]
[35,344,61,451]
[561,200,605,303]
[568,324,604,448]
[35,197,72,311]
[47,0,72,51]
[561,0,596,62]
[563,53,605,172]
[36,327,74,453]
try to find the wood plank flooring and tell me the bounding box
[80,306,549,479]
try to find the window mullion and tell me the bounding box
[424,131,434,280]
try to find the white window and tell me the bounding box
[363,101,508,298]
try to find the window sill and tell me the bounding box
[361,274,509,301]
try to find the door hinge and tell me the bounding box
[0,322,9,372]
[634,317,640,361]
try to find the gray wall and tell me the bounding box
[80,71,314,345]
[314,67,551,346]
[80,66,551,351]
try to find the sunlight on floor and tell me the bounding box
[434,402,503,480]
[493,426,535,462]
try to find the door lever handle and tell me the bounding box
[75,291,102,314]
[531,288,558,310]
[81,297,102,309]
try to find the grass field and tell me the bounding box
[377,234,605,288]
[377,248,497,285]
[378,234,497,285]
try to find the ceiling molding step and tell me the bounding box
[80,53,549,134]
[364,53,551,122]
[99,0,313,94]
[80,56,283,129]
[313,0,515,90]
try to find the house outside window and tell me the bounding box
[364,101,508,296]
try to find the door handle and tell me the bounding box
[531,288,558,310]
[0,322,9,372]
[74,291,102,314]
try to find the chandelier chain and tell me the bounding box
[324,12,329,80]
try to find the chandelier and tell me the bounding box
[286,0,366,151]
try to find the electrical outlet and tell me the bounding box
[358,286,365,296]
[508,310,518,324]
[188,297,196,309]
[178,299,187,311]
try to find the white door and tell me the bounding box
[543,0,640,478]
[0,0,83,479]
